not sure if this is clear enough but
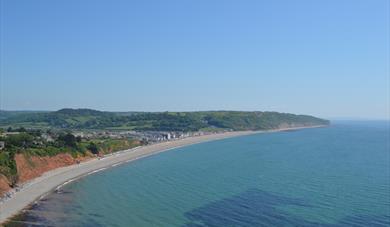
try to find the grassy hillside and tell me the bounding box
[0,108,329,131]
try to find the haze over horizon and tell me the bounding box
[1,0,389,120]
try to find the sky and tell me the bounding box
[0,0,389,119]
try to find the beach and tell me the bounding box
[0,126,324,224]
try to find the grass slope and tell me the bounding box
[0,108,330,131]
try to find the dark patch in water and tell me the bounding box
[182,189,390,227]
[3,188,82,227]
[88,212,105,218]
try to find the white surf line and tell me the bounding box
[55,178,77,191]
[86,167,107,176]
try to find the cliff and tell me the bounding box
[0,174,11,195]
[0,140,140,197]
[14,153,90,183]
[0,153,93,197]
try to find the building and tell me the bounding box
[73,132,85,138]
[41,133,54,142]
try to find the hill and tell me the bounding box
[0,109,329,131]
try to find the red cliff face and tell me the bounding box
[15,153,80,183]
[0,141,139,196]
[0,153,93,197]
[0,174,11,195]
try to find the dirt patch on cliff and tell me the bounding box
[15,153,76,183]
[0,174,11,195]
[75,152,94,162]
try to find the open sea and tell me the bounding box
[13,121,390,226]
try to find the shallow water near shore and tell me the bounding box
[10,121,390,226]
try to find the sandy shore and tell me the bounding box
[0,126,325,224]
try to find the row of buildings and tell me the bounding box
[71,130,216,142]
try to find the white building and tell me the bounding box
[41,134,54,142]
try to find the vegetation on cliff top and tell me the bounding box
[0,129,139,186]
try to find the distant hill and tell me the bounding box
[0,110,49,121]
[0,108,329,131]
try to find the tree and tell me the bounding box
[18,127,27,132]
[87,142,99,154]
[28,129,42,137]
[57,133,77,147]
[5,133,34,148]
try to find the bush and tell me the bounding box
[87,142,99,154]
[57,133,77,147]
[5,133,34,148]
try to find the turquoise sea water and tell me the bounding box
[17,121,390,226]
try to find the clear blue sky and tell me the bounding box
[1,0,389,119]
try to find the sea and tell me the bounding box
[10,121,390,227]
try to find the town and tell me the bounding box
[0,127,232,152]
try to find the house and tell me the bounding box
[41,133,54,142]
[73,132,85,138]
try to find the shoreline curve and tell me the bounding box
[0,125,326,224]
